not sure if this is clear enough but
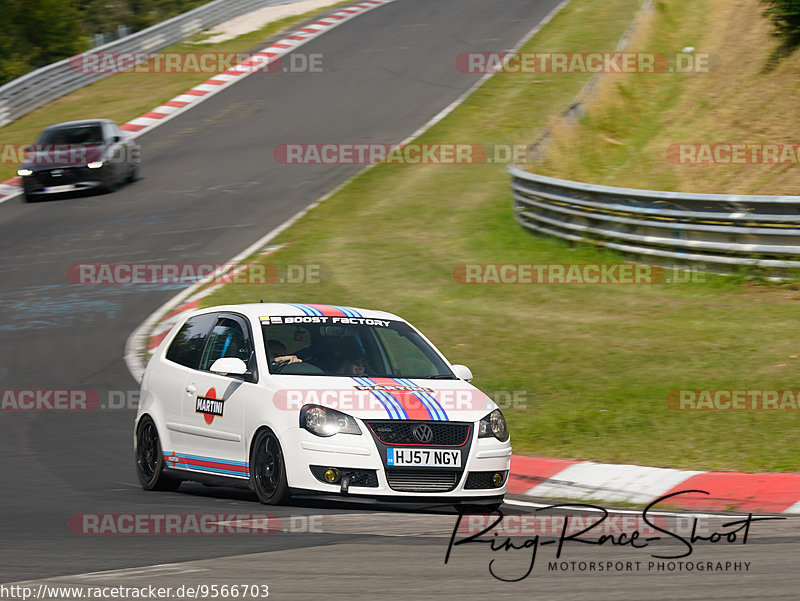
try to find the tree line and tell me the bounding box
[0,0,206,86]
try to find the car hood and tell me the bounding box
[22,145,102,169]
[270,376,497,423]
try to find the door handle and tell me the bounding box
[185,384,196,395]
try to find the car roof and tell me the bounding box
[42,119,112,130]
[196,303,404,322]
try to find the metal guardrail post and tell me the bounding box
[0,0,297,128]
[510,165,800,270]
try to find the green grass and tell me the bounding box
[0,0,355,182]
[532,0,800,195]
[194,0,800,473]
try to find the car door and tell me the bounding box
[109,121,137,176]
[101,121,123,182]
[156,312,218,455]
[180,313,257,479]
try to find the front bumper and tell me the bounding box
[21,166,106,196]
[281,423,511,500]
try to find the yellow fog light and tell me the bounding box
[492,473,503,487]
[324,468,340,483]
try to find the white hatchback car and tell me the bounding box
[134,303,511,508]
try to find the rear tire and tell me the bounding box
[250,429,290,505]
[135,416,181,491]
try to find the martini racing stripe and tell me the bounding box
[164,452,249,478]
[369,377,431,420]
[284,302,322,316]
[283,303,363,317]
[395,377,449,421]
[352,376,406,419]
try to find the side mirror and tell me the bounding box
[451,364,473,382]
[209,357,248,376]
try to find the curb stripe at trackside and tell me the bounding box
[0,0,400,203]
[523,461,701,505]
[661,471,800,514]
[507,454,800,514]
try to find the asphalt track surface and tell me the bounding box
[0,0,797,598]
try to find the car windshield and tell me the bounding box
[261,318,456,378]
[37,125,104,146]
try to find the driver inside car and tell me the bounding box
[266,339,302,365]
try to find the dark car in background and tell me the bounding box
[16,119,140,202]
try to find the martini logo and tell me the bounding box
[196,388,224,424]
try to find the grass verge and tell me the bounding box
[194,0,797,472]
[532,0,800,195]
[0,0,355,182]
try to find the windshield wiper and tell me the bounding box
[424,374,457,379]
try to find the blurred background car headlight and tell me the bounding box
[478,408,509,442]
[300,404,361,437]
[87,161,104,169]
[16,168,32,176]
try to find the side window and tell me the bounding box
[165,313,217,369]
[199,318,253,372]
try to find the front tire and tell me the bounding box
[250,429,289,505]
[135,416,181,491]
[126,163,139,183]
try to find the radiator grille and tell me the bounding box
[385,469,459,492]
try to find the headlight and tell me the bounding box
[16,168,32,177]
[300,404,361,437]
[478,409,509,442]
[87,161,103,169]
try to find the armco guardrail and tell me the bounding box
[510,165,800,270]
[0,0,294,128]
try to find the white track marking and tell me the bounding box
[124,0,575,381]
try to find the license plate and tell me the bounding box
[44,184,75,193]
[386,448,461,468]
